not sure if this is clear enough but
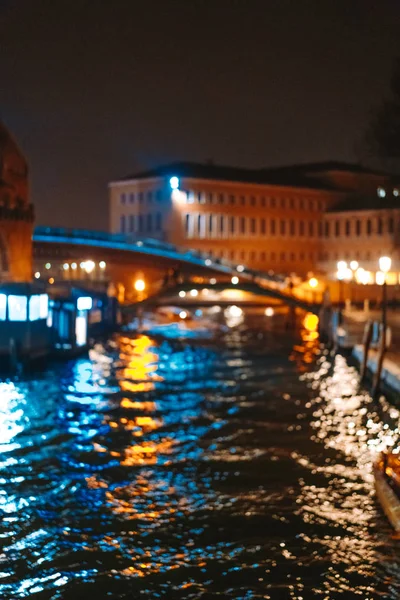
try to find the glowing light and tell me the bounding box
[49,277,54,284]
[75,315,87,346]
[231,276,239,285]
[377,186,386,198]
[39,294,49,319]
[226,305,242,317]
[308,277,318,288]
[179,310,187,319]
[45,262,51,270]
[77,296,93,311]
[394,188,399,197]
[8,295,27,321]
[63,263,69,271]
[134,279,145,292]
[304,313,319,332]
[34,272,40,279]
[350,260,359,271]
[265,307,274,317]
[83,260,95,274]
[376,271,385,286]
[237,264,245,272]
[337,261,347,271]
[178,290,186,298]
[99,261,106,269]
[205,258,212,266]
[379,256,391,273]
[29,295,41,321]
[169,176,180,190]
[202,288,209,295]
[71,262,77,270]
[210,278,216,285]
[80,261,86,269]
[190,289,198,297]
[0,294,6,320]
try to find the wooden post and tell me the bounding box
[360,320,373,381]
[372,324,387,398]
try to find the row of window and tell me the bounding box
[184,213,321,238]
[120,213,162,234]
[120,190,163,205]
[320,250,392,262]
[207,249,315,262]
[325,216,398,237]
[182,190,323,211]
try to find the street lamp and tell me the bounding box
[378,256,392,330]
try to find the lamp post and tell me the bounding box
[378,256,392,331]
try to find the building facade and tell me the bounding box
[109,161,400,280]
[0,122,34,282]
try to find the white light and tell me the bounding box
[343,267,353,281]
[337,261,347,271]
[377,187,386,198]
[34,272,40,279]
[75,315,87,346]
[379,256,391,273]
[0,294,6,321]
[39,294,49,319]
[394,188,399,197]
[349,260,359,271]
[236,264,245,272]
[99,261,106,269]
[45,262,51,270]
[202,288,209,295]
[179,310,187,319]
[210,278,216,285]
[265,307,274,317]
[29,295,41,321]
[170,176,180,190]
[231,276,239,285]
[226,305,243,318]
[77,296,93,311]
[179,290,186,298]
[80,261,86,269]
[190,289,198,297]
[134,279,145,292]
[8,295,27,321]
[71,262,77,270]
[84,260,95,274]
[336,270,344,281]
[63,263,69,270]
[376,271,385,286]
[205,258,212,266]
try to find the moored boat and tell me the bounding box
[374,452,400,534]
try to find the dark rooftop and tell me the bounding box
[329,192,400,213]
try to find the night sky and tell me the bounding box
[1,0,399,230]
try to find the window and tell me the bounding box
[230,250,235,260]
[121,193,126,205]
[260,218,266,234]
[367,219,372,235]
[241,196,245,205]
[325,222,330,237]
[280,220,286,235]
[271,252,276,261]
[230,194,235,205]
[129,215,135,233]
[219,215,224,235]
[270,197,276,208]
[0,294,6,320]
[271,219,276,235]
[147,191,152,202]
[300,252,305,261]
[261,251,266,261]
[251,218,256,234]
[185,214,190,236]
[209,214,213,234]
[377,217,383,235]
[280,252,285,261]
[250,251,255,261]
[129,193,135,204]
[29,295,41,321]
[281,198,285,209]
[187,191,194,204]
[251,196,256,206]
[120,215,126,233]
[219,193,224,205]
[155,213,162,231]
[318,221,323,237]
[156,189,162,201]
[138,215,143,233]
[290,252,295,261]
[299,198,304,210]
[299,221,304,236]
[230,216,235,234]
[356,220,361,236]
[197,215,202,237]
[240,217,246,234]
[290,220,295,236]
[208,192,213,204]
[139,192,144,204]
[289,198,295,209]
[261,197,266,207]
[146,214,152,232]
[389,216,394,233]
[309,222,313,237]
[8,295,27,321]
[366,250,371,260]
[241,250,246,260]
[345,220,350,236]
[335,221,340,237]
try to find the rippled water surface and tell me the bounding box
[1,311,400,599]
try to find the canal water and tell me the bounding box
[1,310,400,599]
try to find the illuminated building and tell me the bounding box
[0,122,34,281]
[109,161,399,277]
